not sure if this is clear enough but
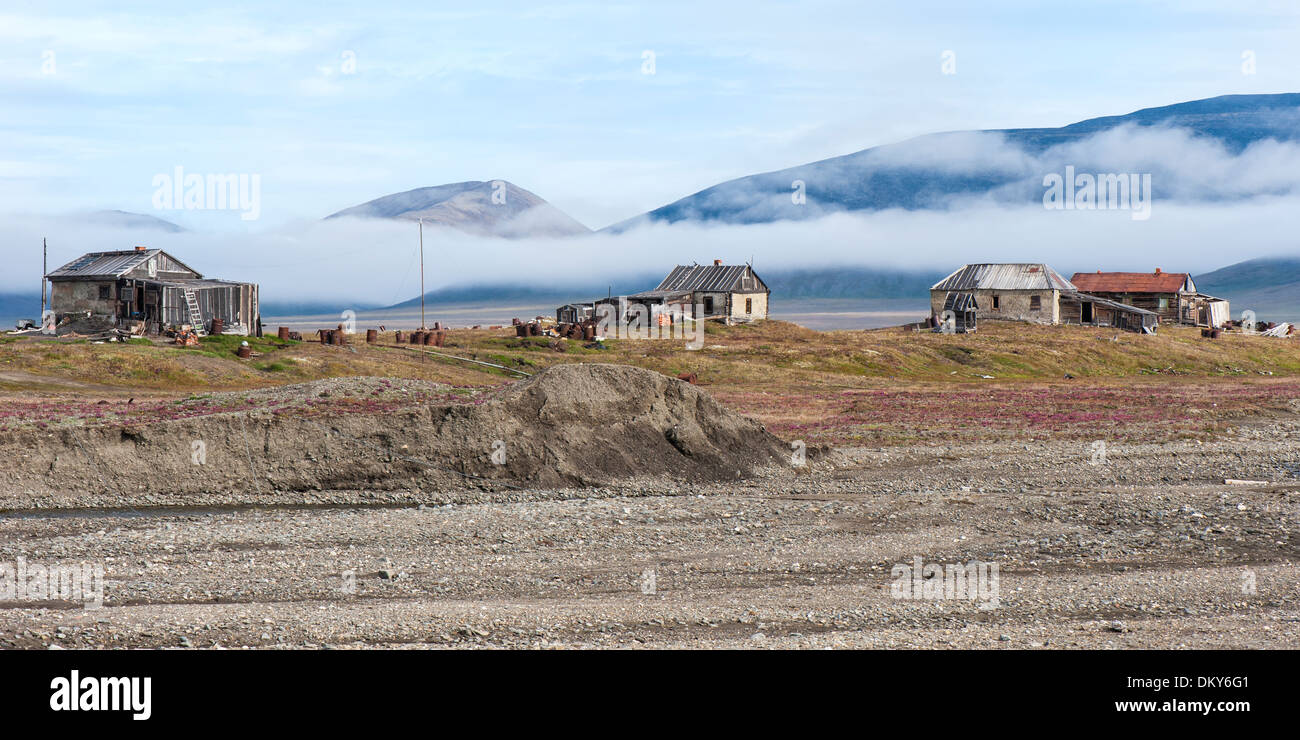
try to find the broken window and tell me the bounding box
[1030,295,1042,310]
[98,285,111,300]
[992,295,1000,310]
[745,298,753,314]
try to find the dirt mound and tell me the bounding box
[0,364,792,508]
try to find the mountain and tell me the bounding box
[608,93,1300,230]
[1195,256,1300,321]
[326,181,591,238]
[0,292,41,326]
[84,210,186,232]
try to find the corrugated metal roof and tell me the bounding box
[932,264,1075,292]
[654,264,765,293]
[1070,271,1192,294]
[47,249,161,279]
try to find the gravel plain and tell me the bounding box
[2,411,1298,649]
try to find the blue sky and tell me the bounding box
[4,0,1300,232]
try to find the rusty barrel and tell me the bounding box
[422,331,434,345]
[366,329,378,344]
[394,330,404,343]
[211,318,224,335]
[331,330,345,345]
[433,331,446,347]
[319,329,331,344]
[236,345,252,359]
[278,326,290,340]
[515,324,528,337]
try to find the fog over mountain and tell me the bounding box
[326,181,591,238]
[609,93,1300,230]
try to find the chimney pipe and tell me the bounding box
[135,245,146,252]
[713,259,722,266]
[1154,268,1161,274]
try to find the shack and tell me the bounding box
[628,260,770,324]
[1059,292,1159,333]
[46,247,260,336]
[1068,269,1228,327]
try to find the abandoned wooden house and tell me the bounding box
[625,261,770,323]
[1059,291,1159,333]
[555,303,595,324]
[563,261,770,327]
[45,247,261,336]
[1069,269,1229,327]
[931,263,1159,333]
[930,263,1076,324]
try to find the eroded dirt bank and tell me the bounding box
[0,365,793,509]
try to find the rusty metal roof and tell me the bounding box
[1069,271,1193,294]
[932,264,1075,292]
[654,264,768,293]
[47,249,162,279]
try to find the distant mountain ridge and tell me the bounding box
[84,210,185,232]
[326,180,591,238]
[608,93,1300,230]
[1194,256,1300,320]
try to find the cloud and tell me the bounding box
[4,188,1297,305]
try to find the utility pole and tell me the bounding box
[41,238,47,318]
[418,218,426,330]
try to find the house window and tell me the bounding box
[745,298,753,314]
[992,295,1000,310]
[1158,297,1169,309]
[1030,295,1042,310]
[703,297,714,315]
[98,285,111,300]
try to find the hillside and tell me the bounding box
[1195,256,1300,321]
[608,93,1300,230]
[326,180,591,238]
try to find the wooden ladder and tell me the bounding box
[183,289,205,334]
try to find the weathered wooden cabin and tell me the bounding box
[46,247,260,336]
[1069,269,1228,327]
[625,261,770,324]
[1059,291,1158,333]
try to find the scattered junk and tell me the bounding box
[676,372,699,384]
[1262,323,1293,338]
[173,327,201,347]
[13,319,36,331]
[44,247,261,337]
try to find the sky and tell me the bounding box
[3,0,1300,302]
